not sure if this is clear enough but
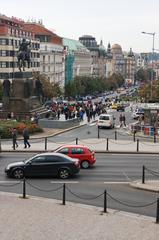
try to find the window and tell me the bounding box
[0,39,6,45]
[71,148,84,154]
[1,50,6,56]
[0,62,7,68]
[31,156,46,163]
[59,148,69,154]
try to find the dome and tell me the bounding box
[111,44,122,54]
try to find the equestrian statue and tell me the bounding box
[17,38,31,72]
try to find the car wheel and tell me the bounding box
[81,160,89,169]
[59,168,70,179]
[12,168,24,179]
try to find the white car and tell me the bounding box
[97,114,115,129]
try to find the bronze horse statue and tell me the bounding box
[17,39,31,72]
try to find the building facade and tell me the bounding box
[0,14,40,81]
[124,48,136,85]
[63,38,92,85]
[23,22,65,88]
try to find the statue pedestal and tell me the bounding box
[2,72,42,120]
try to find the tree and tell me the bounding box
[32,72,62,100]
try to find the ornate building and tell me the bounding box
[124,48,136,85]
[0,14,40,81]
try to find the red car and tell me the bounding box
[55,145,96,169]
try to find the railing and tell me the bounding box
[1,135,159,153]
[0,179,158,223]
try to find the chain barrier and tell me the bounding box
[29,139,45,144]
[109,139,134,145]
[66,186,104,200]
[0,181,22,187]
[25,180,63,192]
[107,192,156,208]
[79,139,105,144]
[145,167,159,178]
[47,138,74,144]
[140,141,159,147]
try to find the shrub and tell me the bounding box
[0,120,43,139]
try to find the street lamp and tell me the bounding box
[141,31,155,100]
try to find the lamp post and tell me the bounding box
[141,31,155,100]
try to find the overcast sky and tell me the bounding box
[1,0,159,53]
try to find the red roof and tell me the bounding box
[23,23,62,45]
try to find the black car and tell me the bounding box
[5,153,80,179]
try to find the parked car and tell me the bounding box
[5,153,80,179]
[97,114,115,129]
[55,145,96,169]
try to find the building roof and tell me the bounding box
[23,23,62,45]
[63,38,89,53]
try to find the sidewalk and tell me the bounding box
[0,191,159,240]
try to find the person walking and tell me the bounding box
[12,128,18,150]
[122,114,126,127]
[119,114,123,128]
[23,127,30,148]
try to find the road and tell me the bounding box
[0,152,159,217]
[46,107,157,143]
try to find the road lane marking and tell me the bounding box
[104,182,130,184]
[0,181,20,184]
[50,181,79,184]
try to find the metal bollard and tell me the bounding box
[104,190,107,213]
[106,138,109,151]
[98,128,100,139]
[137,139,139,152]
[45,137,47,151]
[23,177,26,199]
[76,138,78,145]
[133,131,136,142]
[115,131,117,140]
[156,198,159,223]
[154,128,156,143]
[142,165,145,184]
[62,183,66,205]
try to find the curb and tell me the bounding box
[130,181,159,192]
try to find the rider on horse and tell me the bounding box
[18,38,31,71]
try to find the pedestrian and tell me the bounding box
[11,128,18,150]
[122,114,126,127]
[119,114,123,127]
[23,127,31,148]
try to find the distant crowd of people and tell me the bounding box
[44,100,108,123]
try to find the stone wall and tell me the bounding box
[38,118,80,129]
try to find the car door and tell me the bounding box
[25,155,53,177]
[69,147,85,161]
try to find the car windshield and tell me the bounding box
[99,116,109,120]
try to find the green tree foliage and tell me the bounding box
[33,72,62,100]
[135,68,156,83]
[65,74,124,98]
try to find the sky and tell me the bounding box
[0,0,159,53]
